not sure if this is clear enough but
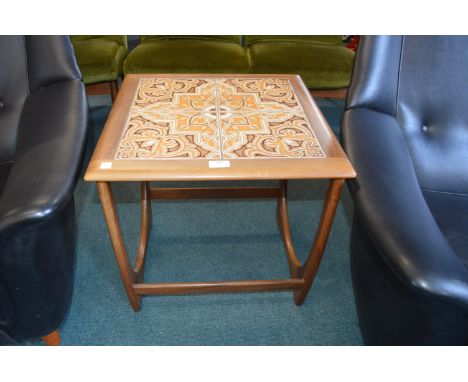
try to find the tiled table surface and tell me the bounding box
[116,77,324,160]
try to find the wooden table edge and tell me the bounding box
[84,163,356,182]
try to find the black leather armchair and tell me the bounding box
[0,36,87,344]
[342,36,468,345]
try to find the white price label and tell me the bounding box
[208,160,230,168]
[100,162,113,169]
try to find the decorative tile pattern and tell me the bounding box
[116,78,324,160]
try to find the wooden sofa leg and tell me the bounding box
[310,88,348,99]
[85,80,120,102]
[110,80,119,102]
[42,330,61,346]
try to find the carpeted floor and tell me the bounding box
[33,96,363,345]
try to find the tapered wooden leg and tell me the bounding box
[134,182,152,282]
[42,330,60,346]
[97,181,141,311]
[110,80,119,103]
[277,180,301,278]
[96,179,342,308]
[294,179,345,305]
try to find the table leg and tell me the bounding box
[97,181,142,311]
[294,178,345,305]
[97,179,343,308]
[277,180,301,278]
[135,182,152,282]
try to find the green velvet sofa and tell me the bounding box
[124,35,249,74]
[123,35,355,92]
[246,35,355,90]
[70,35,128,101]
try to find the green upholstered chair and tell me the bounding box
[246,36,355,93]
[70,35,128,101]
[124,36,249,75]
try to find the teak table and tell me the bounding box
[84,74,356,311]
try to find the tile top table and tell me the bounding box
[85,74,355,182]
[84,74,356,312]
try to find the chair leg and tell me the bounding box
[110,80,119,103]
[42,330,61,346]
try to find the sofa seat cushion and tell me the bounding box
[70,35,126,45]
[248,41,355,89]
[124,39,249,75]
[71,38,127,84]
[0,161,12,196]
[245,35,343,46]
[141,35,242,44]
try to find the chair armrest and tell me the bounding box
[0,79,87,234]
[342,107,468,309]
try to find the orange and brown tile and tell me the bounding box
[116,78,324,160]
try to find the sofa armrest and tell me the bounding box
[0,79,87,234]
[342,107,468,310]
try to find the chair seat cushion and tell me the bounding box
[0,161,12,196]
[248,41,355,89]
[72,39,126,84]
[124,39,249,74]
[424,190,468,264]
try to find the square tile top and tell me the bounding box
[85,74,356,182]
[117,77,324,160]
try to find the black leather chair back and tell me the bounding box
[347,36,468,194]
[0,36,81,162]
[0,36,29,162]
